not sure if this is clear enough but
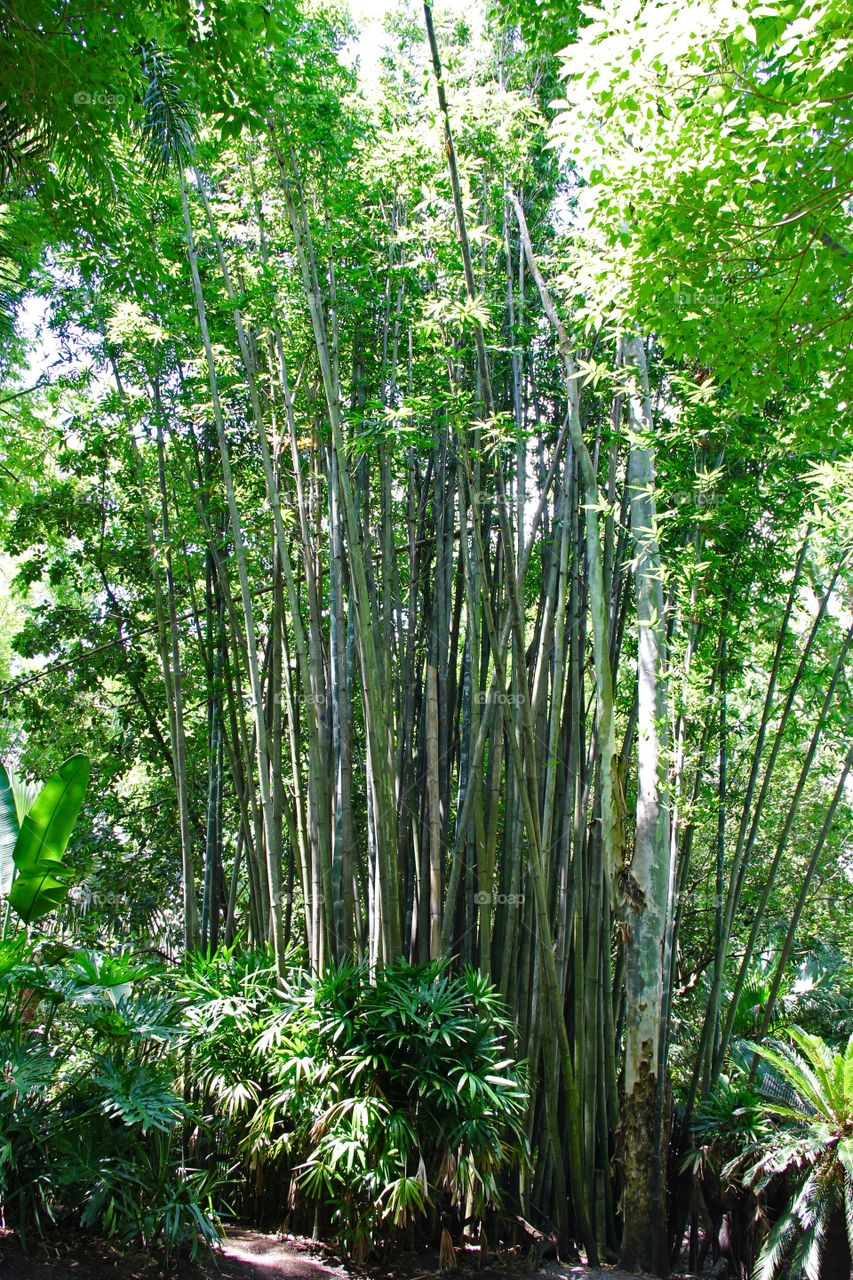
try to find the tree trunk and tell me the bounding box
[619,336,671,1277]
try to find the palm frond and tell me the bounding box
[745,1036,833,1120]
[139,46,197,177]
[0,102,51,191]
[754,1206,799,1280]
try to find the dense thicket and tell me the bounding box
[0,0,851,1274]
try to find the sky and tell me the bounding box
[347,0,395,81]
[344,0,486,84]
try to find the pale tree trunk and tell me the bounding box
[620,335,671,1277]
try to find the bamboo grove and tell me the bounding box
[0,0,851,1272]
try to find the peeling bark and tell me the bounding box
[620,336,671,1277]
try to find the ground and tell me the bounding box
[0,1228,662,1280]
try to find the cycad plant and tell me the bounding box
[725,943,853,1046]
[743,1027,853,1280]
[683,1074,773,1277]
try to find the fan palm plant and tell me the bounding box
[742,1027,853,1280]
[285,960,528,1262]
[179,954,528,1261]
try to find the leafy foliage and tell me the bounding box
[0,0,850,1268]
[0,938,220,1259]
[179,954,528,1261]
[4,754,90,923]
[739,1028,853,1280]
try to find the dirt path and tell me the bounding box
[217,1235,653,1280]
[0,1228,346,1280]
[536,1264,655,1280]
[0,1227,669,1280]
[219,1231,350,1278]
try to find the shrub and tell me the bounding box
[0,936,220,1260]
[180,954,528,1261]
